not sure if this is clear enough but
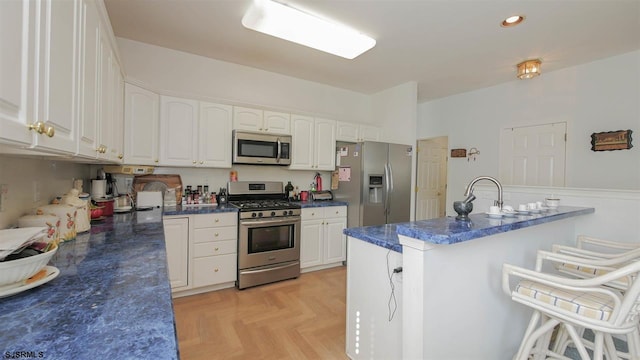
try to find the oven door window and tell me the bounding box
[238,139,277,158]
[248,224,294,253]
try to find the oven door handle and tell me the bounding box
[240,218,300,227]
[276,137,282,163]
[241,261,300,275]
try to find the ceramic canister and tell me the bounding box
[36,204,77,242]
[18,214,60,244]
[61,189,90,233]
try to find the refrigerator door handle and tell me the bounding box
[383,163,389,215]
[388,163,394,215]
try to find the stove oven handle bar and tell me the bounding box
[239,218,300,227]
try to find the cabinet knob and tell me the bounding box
[118,154,124,159]
[311,212,315,216]
[214,247,219,251]
[192,160,197,164]
[27,122,45,134]
[214,233,219,237]
[265,128,268,131]
[44,125,55,137]
[155,159,159,163]
[199,161,204,164]
[214,219,219,223]
[214,268,219,272]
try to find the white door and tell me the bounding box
[263,111,290,134]
[159,96,198,166]
[163,217,189,289]
[300,219,323,269]
[324,217,347,264]
[77,0,100,158]
[500,123,566,186]
[233,106,263,131]
[314,118,336,170]
[415,137,448,220]
[290,114,314,169]
[0,0,34,146]
[199,102,232,167]
[123,84,159,165]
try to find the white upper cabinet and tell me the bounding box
[123,83,159,165]
[264,111,290,134]
[77,0,100,158]
[0,0,34,146]
[159,95,232,168]
[160,96,199,166]
[233,106,290,134]
[336,121,380,142]
[199,102,232,168]
[31,0,81,154]
[290,115,336,171]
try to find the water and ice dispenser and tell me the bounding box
[368,175,383,203]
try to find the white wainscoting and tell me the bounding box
[468,185,640,243]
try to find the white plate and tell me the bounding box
[0,266,59,298]
[486,212,503,219]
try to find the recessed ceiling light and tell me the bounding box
[501,15,525,27]
[242,0,376,59]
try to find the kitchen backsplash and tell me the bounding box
[0,155,91,229]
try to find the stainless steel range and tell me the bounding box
[228,181,301,289]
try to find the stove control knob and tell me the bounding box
[282,210,288,216]
[271,211,276,217]
[258,212,263,217]
[251,213,257,218]
[288,210,293,215]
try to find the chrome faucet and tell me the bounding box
[463,176,503,209]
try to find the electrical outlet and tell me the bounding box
[0,184,7,212]
[33,180,41,203]
[125,178,133,192]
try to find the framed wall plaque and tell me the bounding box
[590,129,633,151]
[451,148,467,158]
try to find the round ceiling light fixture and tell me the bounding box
[501,15,525,27]
[516,59,542,79]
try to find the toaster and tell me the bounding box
[310,190,333,201]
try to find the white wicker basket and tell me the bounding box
[0,244,58,286]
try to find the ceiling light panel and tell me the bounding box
[242,0,376,59]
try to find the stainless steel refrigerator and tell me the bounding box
[334,141,413,228]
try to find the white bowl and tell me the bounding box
[0,244,58,286]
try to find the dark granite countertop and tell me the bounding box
[163,204,238,216]
[344,206,594,253]
[294,200,349,208]
[0,209,179,359]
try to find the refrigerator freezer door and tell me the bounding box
[361,142,388,226]
[334,142,362,229]
[387,144,412,223]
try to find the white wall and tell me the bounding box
[371,81,418,146]
[418,51,640,207]
[0,156,91,229]
[117,38,373,123]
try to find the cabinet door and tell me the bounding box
[359,124,380,141]
[336,122,359,142]
[97,27,113,160]
[199,102,232,168]
[324,217,347,264]
[300,219,323,269]
[32,0,80,153]
[163,217,189,289]
[192,254,237,287]
[160,96,198,166]
[0,0,35,146]
[290,114,314,169]
[314,118,336,170]
[264,111,290,134]
[77,0,100,158]
[123,84,159,165]
[233,106,263,131]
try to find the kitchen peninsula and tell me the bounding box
[344,206,595,359]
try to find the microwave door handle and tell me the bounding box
[276,138,281,163]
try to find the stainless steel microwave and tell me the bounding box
[232,130,291,166]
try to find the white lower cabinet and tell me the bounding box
[191,213,238,288]
[163,217,189,290]
[300,206,347,272]
[163,212,238,296]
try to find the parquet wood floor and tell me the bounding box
[173,266,348,360]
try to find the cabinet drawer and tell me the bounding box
[193,226,237,243]
[193,213,237,228]
[324,206,347,218]
[193,239,237,258]
[301,208,323,220]
[192,254,237,287]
